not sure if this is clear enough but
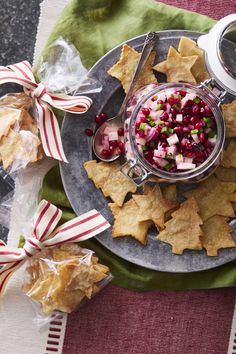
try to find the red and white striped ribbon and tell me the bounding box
[0,200,110,296]
[0,61,93,162]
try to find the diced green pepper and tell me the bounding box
[147,119,156,127]
[194,98,200,104]
[166,153,173,160]
[157,120,165,125]
[165,162,172,171]
[157,103,163,110]
[161,127,168,134]
[191,129,199,134]
[203,117,212,128]
[139,122,146,131]
[168,128,174,134]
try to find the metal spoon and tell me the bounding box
[93,31,158,162]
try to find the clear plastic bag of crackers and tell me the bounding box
[21,242,112,326]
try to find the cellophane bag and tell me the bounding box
[21,243,113,327]
[0,36,102,239]
[38,37,102,95]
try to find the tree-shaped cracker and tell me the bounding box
[109,199,153,244]
[183,175,236,221]
[132,184,178,229]
[201,216,235,256]
[157,197,203,254]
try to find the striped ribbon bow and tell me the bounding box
[0,200,110,297]
[0,61,93,162]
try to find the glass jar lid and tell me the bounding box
[198,14,236,96]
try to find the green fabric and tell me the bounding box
[39,0,236,291]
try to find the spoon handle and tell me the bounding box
[117,31,158,119]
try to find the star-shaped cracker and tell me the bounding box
[222,100,236,138]
[157,197,203,254]
[201,216,235,256]
[178,37,210,83]
[183,175,236,221]
[107,43,157,93]
[84,160,137,206]
[109,198,153,244]
[153,46,198,83]
[132,184,178,229]
[220,140,236,168]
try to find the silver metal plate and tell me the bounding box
[60,30,236,272]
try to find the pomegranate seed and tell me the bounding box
[157,126,162,133]
[167,97,175,105]
[165,122,171,127]
[185,143,193,150]
[195,151,203,159]
[185,152,193,158]
[141,107,150,116]
[117,148,123,155]
[179,90,187,97]
[118,142,124,150]
[84,128,93,136]
[183,107,192,114]
[200,100,206,107]
[186,99,194,106]
[170,108,176,117]
[195,122,203,130]
[118,127,124,136]
[160,112,169,121]
[199,133,205,142]
[174,126,183,134]
[183,127,190,133]
[183,117,190,124]
[109,140,118,148]
[101,149,111,158]
[95,115,102,124]
[192,105,200,114]
[140,117,147,123]
[203,140,212,148]
[162,142,168,148]
[190,116,197,125]
[138,131,145,138]
[157,100,164,104]
[100,112,107,120]
[161,134,167,140]
[174,98,180,104]
[144,150,154,159]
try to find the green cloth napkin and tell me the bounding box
[40,0,236,291]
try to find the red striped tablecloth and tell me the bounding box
[63,2,236,353]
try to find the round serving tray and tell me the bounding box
[60,30,236,272]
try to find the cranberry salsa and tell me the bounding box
[134,90,217,172]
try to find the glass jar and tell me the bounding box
[121,14,236,186]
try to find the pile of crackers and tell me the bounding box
[23,244,110,314]
[84,36,236,257]
[84,159,236,256]
[0,93,42,170]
